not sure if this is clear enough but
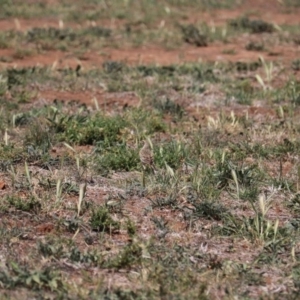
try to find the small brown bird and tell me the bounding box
[139,138,156,173]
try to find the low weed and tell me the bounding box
[90,206,120,233]
[0,262,64,292]
[93,142,139,176]
[5,195,41,213]
[0,4,298,297]
[229,17,274,33]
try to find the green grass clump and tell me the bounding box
[38,238,101,265]
[93,142,139,176]
[292,59,300,71]
[283,0,300,7]
[152,97,184,119]
[5,195,41,213]
[49,112,128,146]
[155,140,189,170]
[0,263,64,292]
[245,41,265,52]
[24,118,53,153]
[190,199,228,221]
[105,240,143,269]
[0,144,24,170]
[90,206,120,233]
[229,17,274,33]
[181,24,208,47]
[136,63,218,82]
[27,26,111,42]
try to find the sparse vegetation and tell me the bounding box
[229,16,274,33]
[0,0,300,299]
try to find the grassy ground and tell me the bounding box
[1,0,300,299]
